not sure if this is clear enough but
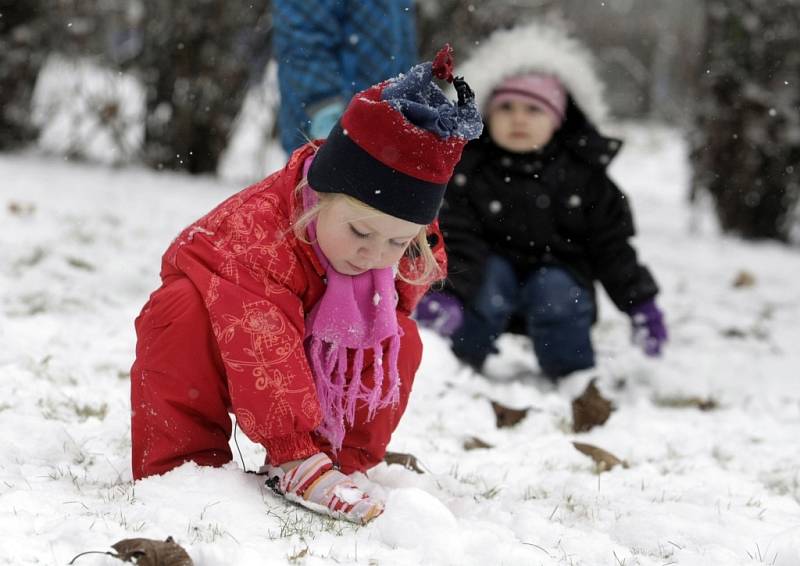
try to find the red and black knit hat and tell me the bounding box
[308,45,483,225]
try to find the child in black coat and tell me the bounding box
[416,22,667,379]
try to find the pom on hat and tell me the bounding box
[432,44,455,82]
[489,73,568,129]
[307,45,483,225]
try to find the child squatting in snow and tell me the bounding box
[129,46,482,524]
[415,21,668,379]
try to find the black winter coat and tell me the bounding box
[439,99,659,314]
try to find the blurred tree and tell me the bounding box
[27,1,146,165]
[416,0,704,124]
[0,0,48,149]
[691,0,800,241]
[416,0,553,60]
[133,0,271,173]
[47,0,111,57]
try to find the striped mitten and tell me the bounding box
[264,453,384,524]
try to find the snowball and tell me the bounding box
[376,488,462,562]
[333,485,362,505]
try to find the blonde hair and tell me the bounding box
[292,179,442,285]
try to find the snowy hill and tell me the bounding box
[1,124,799,565]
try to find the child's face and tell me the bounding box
[487,100,558,154]
[315,196,423,275]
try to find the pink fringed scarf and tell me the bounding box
[301,158,402,452]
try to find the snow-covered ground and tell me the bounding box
[2,124,799,565]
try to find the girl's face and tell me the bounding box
[315,196,423,275]
[487,99,558,154]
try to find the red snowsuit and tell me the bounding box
[130,144,445,479]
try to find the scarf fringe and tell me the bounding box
[383,334,401,406]
[364,344,384,421]
[344,349,365,426]
[307,336,401,453]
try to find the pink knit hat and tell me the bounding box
[488,73,568,128]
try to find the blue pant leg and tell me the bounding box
[451,255,520,371]
[522,266,595,378]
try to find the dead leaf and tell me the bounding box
[732,270,756,288]
[653,395,718,411]
[66,256,96,271]
[69,537,193,566]
[722,327,747,339]
[571,378,613,433]
[288,546,308,561]
[572,442,628,472]
[463,436,493,450]
[8,201,36,216]
[491,400,530,428]
[384,451,425,474]
[99,101,120,123]
[111,537,193,566]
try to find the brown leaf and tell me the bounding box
[491,400,530,428]
[111,537,193,566]
[653,395,718,411]
[572,442,627,472]
[66,256,96,271]
[383,451,425,474]
[721,327,747,339]
[732,270,756,288]
[7,201,36,216]
[463,436,493,450]
[571,378,613,433]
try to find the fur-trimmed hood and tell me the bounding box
[458,20,608,125]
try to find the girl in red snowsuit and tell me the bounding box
[130,46,483,524]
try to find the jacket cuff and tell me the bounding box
[264,432,319,466]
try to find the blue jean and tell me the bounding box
[451,255,595,378]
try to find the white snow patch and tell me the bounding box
[377,488,461,562]
[2,122,800,565]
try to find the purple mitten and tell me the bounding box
[414,292,464,337]
[629,299,667,357]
